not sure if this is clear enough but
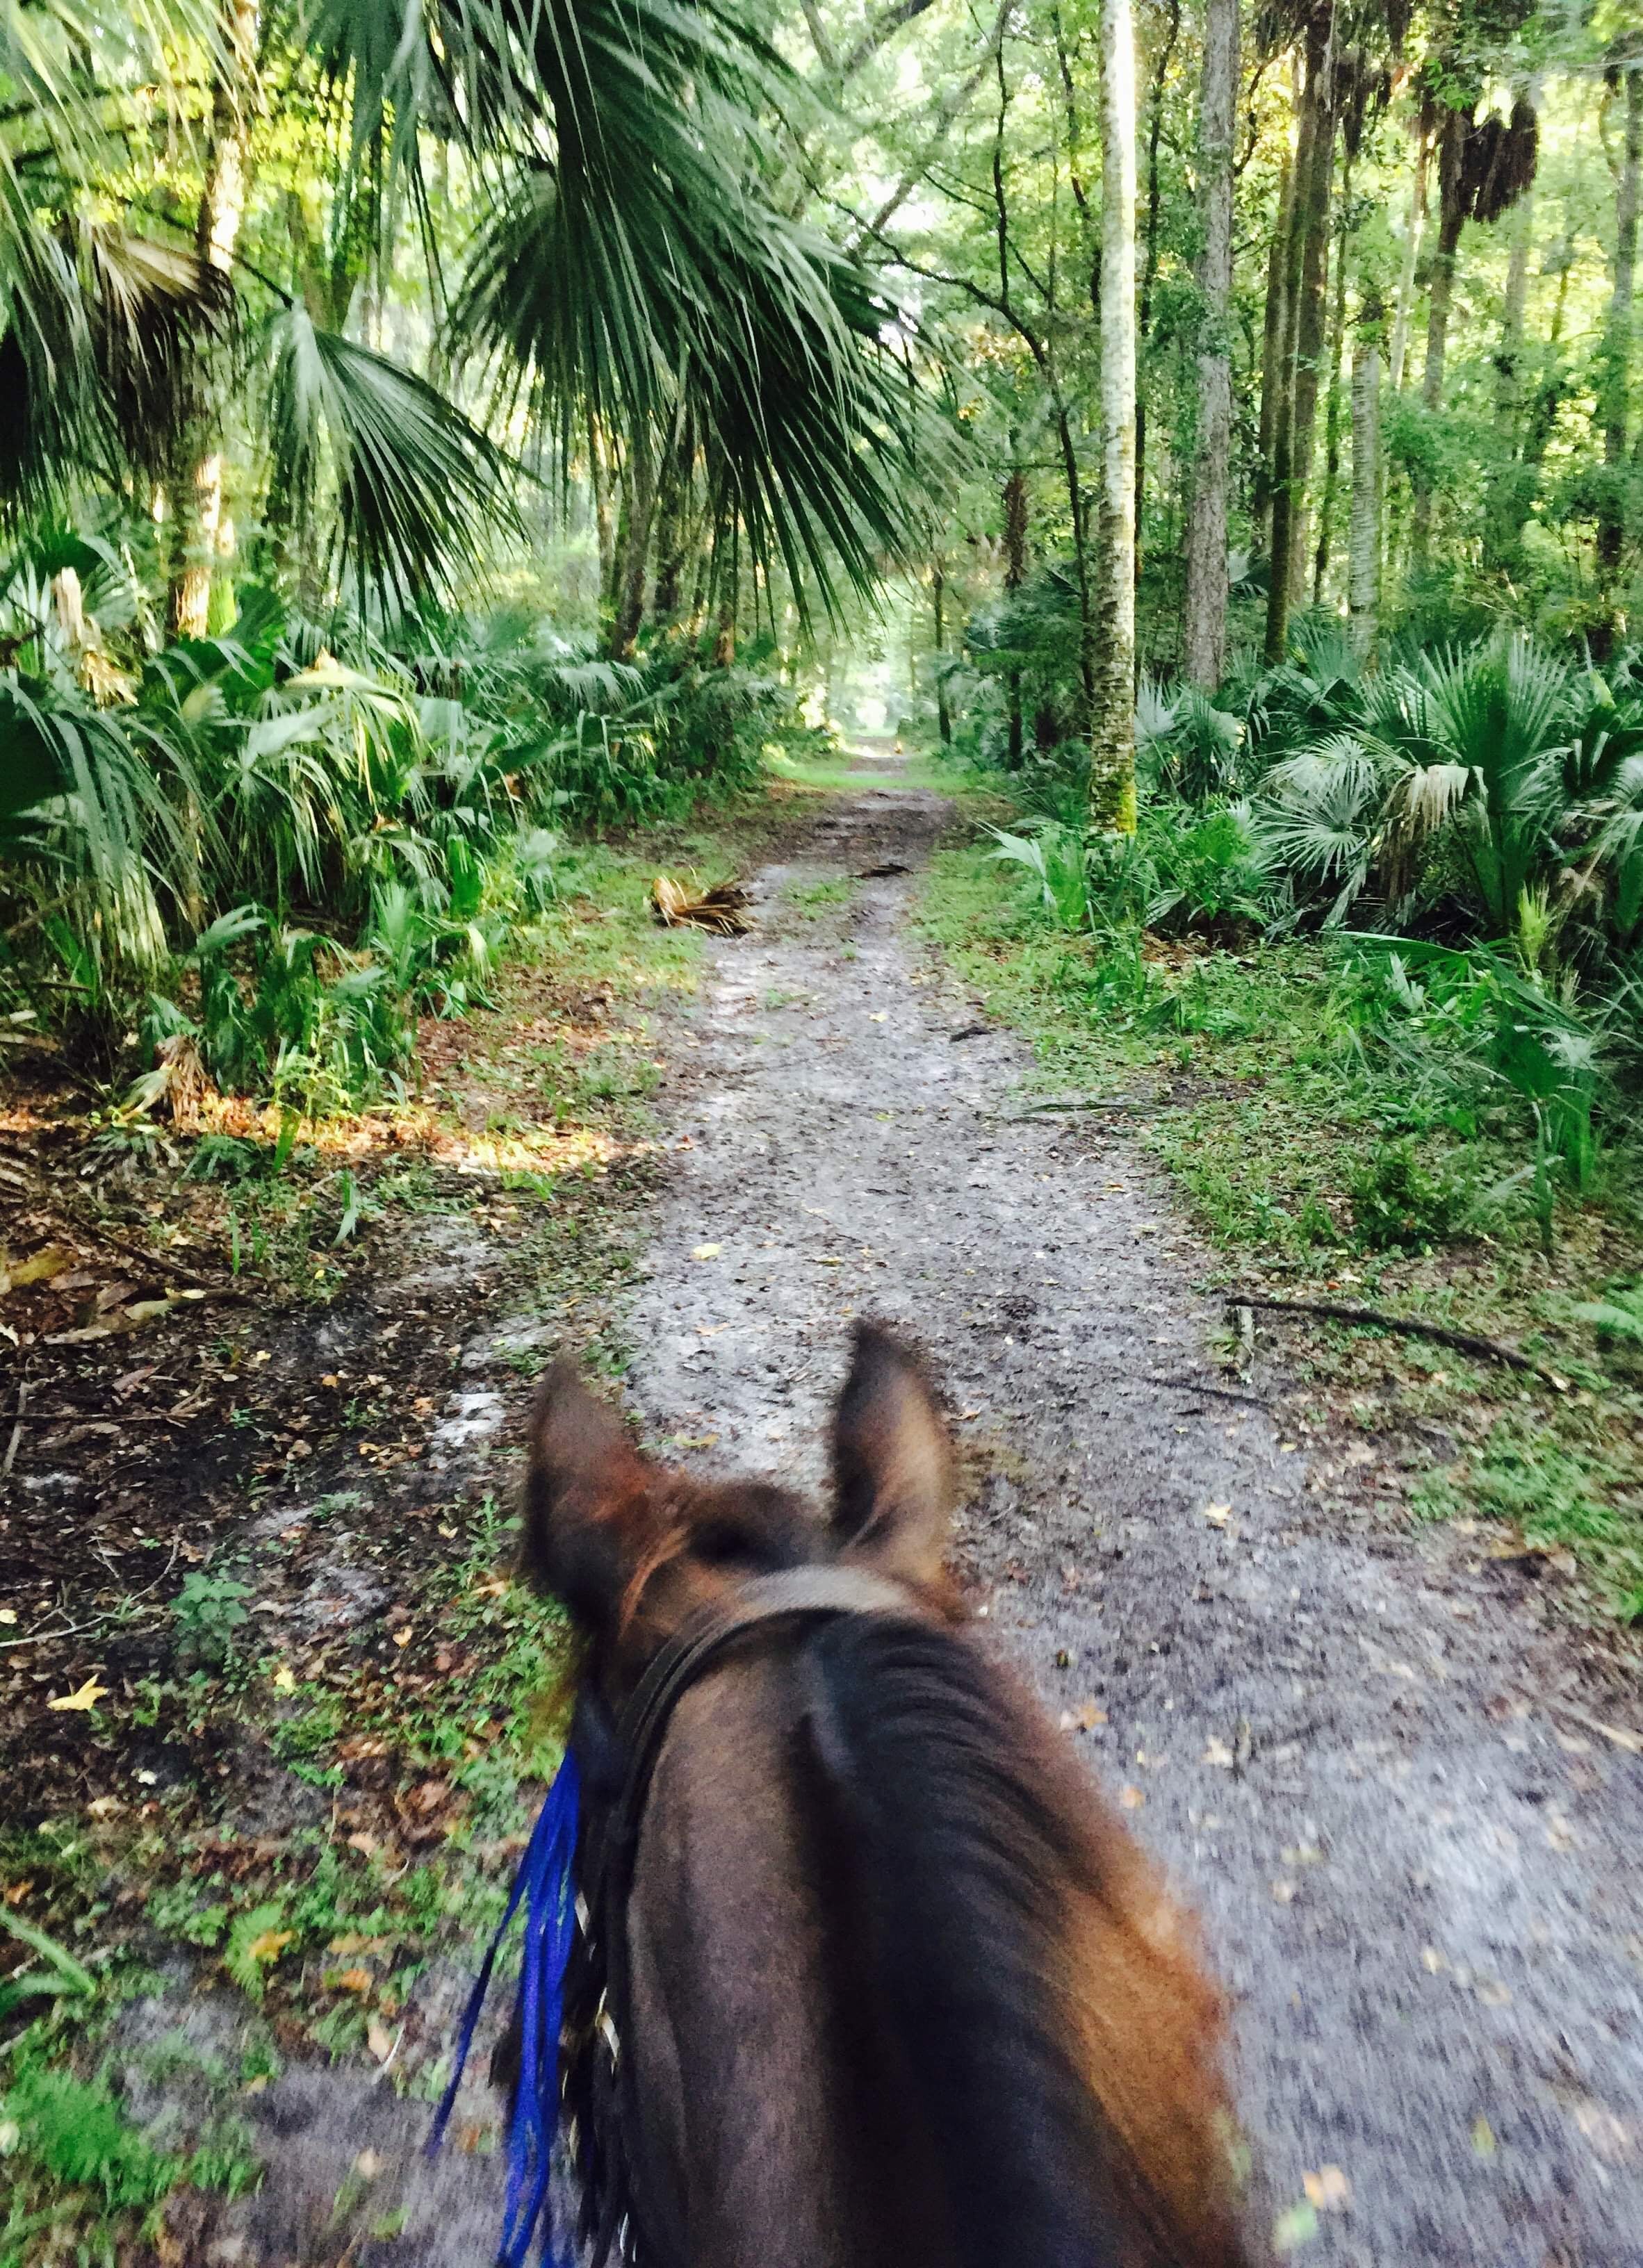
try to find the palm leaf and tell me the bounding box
[265,307,523,609]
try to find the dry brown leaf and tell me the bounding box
[1118,1784,1145,1809]
[1302,2166,1351,2211]
[1,1244,77,1295]
[331,1966,375,1996]
[1202,1736,1235,1768]
[245,1928,294,1965]
[366,2019,395,2064]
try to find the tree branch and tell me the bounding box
[842,0,940,78]
[1223,1292,1569,1387]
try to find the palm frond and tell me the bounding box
[265,307,523,610]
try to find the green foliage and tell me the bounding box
[169,1572,252,1663]
[1,2067,175,2212]
[1348,1140,1469,1251]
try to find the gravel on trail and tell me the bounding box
[616,773,1643,2268]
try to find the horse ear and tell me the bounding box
[523,1361,657,1629]
[831,1323,956,1586]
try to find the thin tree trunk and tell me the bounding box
[651,426,693,622]
[1254,57,1300,549]
[1484,190,1535,568]
[170,0,259,640]
[1091,0,1138,832]
[1266,11,1334,662]
[1182,0,1239,688]
[932,561,952,743]
[1134,0,1181,582]
[1412,115,1469,568]
[609,441,657,661]
[589,413,616,623]
[1286,14,1337,606]
[1348,289,1384,658]
[1314,145,1352,605]
[1599,60,1642,584]
[1389,126,1428,393]
[1003,463,1027,766]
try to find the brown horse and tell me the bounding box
[523,1322,1252,2268]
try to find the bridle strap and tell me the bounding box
[611,1564,914,1846]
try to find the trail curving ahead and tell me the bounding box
[619,768,1643,2268]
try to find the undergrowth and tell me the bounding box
[917,830,1643,1625]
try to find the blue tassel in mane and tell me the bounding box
[427,1747,582,2268]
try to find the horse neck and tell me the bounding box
[622,1654,949,2268]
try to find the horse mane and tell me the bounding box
[806,1610,1250,2268]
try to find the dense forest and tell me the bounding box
[2,0,1641,1151]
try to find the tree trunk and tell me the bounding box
[651,427,693,622]
[1482,190,1535,568]
[1091,0,1138,832]
[1412,115,1469,568]
[609,441,657,661]
[1134,0,1181,584]
[170,0,259,640]
[933,561,952,744]
[589,413,616,623]
[1254,58,1300,550]
[1182,0,1239,689]
[1285,15,1337,607]
[1348,290,1384,658]
[1389,126,1428,393]
[1002,461,1028,765]
[1599,60,1642,584]
[1313,146,1352,605]
[1265,11,1334,662]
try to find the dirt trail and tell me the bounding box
[617,773,1643,2267]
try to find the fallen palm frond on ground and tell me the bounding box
[651,876,752,935]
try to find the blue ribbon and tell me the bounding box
[427,1746,582,2268]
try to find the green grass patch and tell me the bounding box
[917,832,1643,1625]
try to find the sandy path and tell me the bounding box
[618,777,1643,2267]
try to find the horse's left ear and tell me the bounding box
[523,1360,658,1632]
[831,1322,956,1587]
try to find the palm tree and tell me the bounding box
[312,0,926,625]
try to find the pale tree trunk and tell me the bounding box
[1412,115,1469,568]
[1182,0,1239,688]
[1284,13,1337,608]
[1388,127,1428,394]
[1090,0,1138,833]
[1598,58,1641,588]
[1348,290,1384,659]
[1313,146,1352,605]
[1254,53,1301,550]
[170,0,259,639]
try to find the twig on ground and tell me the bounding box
[1224,1291,1567,1389]
[1545,1698,1643,1755]
[2,1374,27,1476]
[1147,1374,1273,1409]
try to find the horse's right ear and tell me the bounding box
[523,1361,656,1630]
[831,1322,956,1588]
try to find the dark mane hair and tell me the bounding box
[807,1611,1245,2268]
